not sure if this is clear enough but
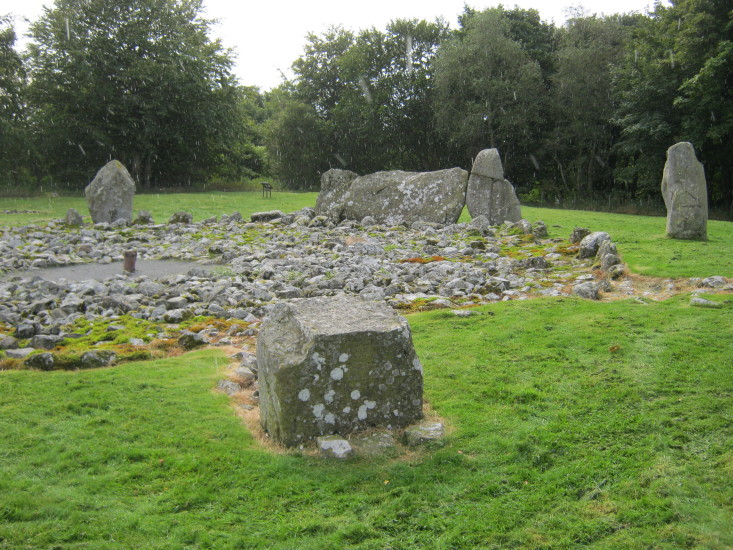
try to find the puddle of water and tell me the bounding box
[5,260,214,282]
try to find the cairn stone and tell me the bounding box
[168,211,193,224]
[570,227,591,244]
[315,169,359,222]
[256,294,424,448]
[64,208,84,227]
[466,149,522,225]
[578,232,611,259]
[84,160,135,224]
[251,210,285,223]
[133,210,154,225]
[338,168,468,226]
[661,142,708,240]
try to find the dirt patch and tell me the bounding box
[6,259,214,282]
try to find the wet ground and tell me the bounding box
[5,259,213,282]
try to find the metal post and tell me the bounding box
[123,250,137,273]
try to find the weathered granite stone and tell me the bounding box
[690,297,721,308]
[25,352,54,370]
[351,432,399,457]
[0,335,18,350]
[178,331,207,350]
[133,210,154,225]
[570,227,591,244]
[532,221,548,238]
[699,276,726,289]
[64,208,84,227]
[84,160,135,224]
[251,210,285,223]
[6,348,34,359]
[80,350,116,368]
[466,149,522,224]
[216,379,243,395]
[572,281,600,300]
[578,232,611,259]
[257,294,423,447]
[662,142,708,240]
[168,211,193,224]
[338,168,468,226]
[29,334,62,350]
[317,435,354,459]
[315,169,359,222]
[403,421,445,447]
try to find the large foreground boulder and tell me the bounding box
[466,149,522,225]
[315,169,359,222]
[661,142,708,240]
[338,168,468,226]
[84,160,135,224]
[256,295,424,447]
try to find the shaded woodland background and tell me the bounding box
[1,0,731,215]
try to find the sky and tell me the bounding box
[9,0,661,91]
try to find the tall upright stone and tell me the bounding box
[661,142,708,240]
[466,148,522,225]
[256,295,424,448]
[84,160,135,224]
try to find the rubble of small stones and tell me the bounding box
[1,208,729,368]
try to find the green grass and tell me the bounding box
[2,295,732,549]
[0,191,319,227]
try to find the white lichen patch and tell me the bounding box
[330,367,344,380]
[413,358,423,372]
[298,389,310,402]
[365,400,377,410]
[358,405,368,420]
[324,389,336,403]
[324,413,336,424]
[351,390,361,400]
[343,406,352,414]
[339,353,350,363]
[313,404,325,419]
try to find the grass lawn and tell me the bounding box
[1,295,731,548]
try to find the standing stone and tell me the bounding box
[84,160,135,224]
[338,168,468,226]
[466,149,522,225]
[315,169,359,222]
[661,142,708,240]
[256,295,424,448]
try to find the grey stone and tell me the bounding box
[466,149,522,225]
[6,348,34,359]
[572,282,600,300]
[569,227,591,244]
[251,210,285,223]
[15,323,40,339]
[600,254,622,271]
[133,210,154,225]
[80,350,116,368]
[316,435,354,459]
[532,221,548,238]
[25,352,54,370]
[177,331,207,350]
[699,276,727,289]
[216,379,242,395]
[351,432,398,457]
[168,211,193,224]
[315,169,359,222]
[84,160,135,224]
[339,168,468,226]
[257,295,423,447]
[403,421,445,447]
[0,335,18,350]
[64,208,84,227]
[690,297,721,309]
[233,366,257,387]
[662,142,708,240]
[29,334,62,350]
[578,232,611,259]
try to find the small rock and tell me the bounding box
[81,350,117,368]
[29,334,62,350]
[25,352,55,370]
[699,276,727,289]
[64,208,84,227]
[168,211,193,224]
[352,432,398,457]
[178,331,208,350]
[572,282,600,300]
[403,422,445,447]
[0,335,18,350]
[452,310,475,317]
[570,227,591,244]
[216,379,242,395]
[317,435,354,459]
[6,348,35,359]
[690,297,722,309]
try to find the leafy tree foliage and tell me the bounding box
[26,0,249,188]
[0,16,34,186]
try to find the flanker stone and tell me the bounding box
[466,149,522,225]
[315,169,359,222]
[84,160,135,224]
[662,142,708,240]
[256,294,424,448]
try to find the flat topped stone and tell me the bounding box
[257,294,424,447]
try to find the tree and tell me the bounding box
[26,0,243,188]
[432,8,548,181]
[0,15,33,186]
